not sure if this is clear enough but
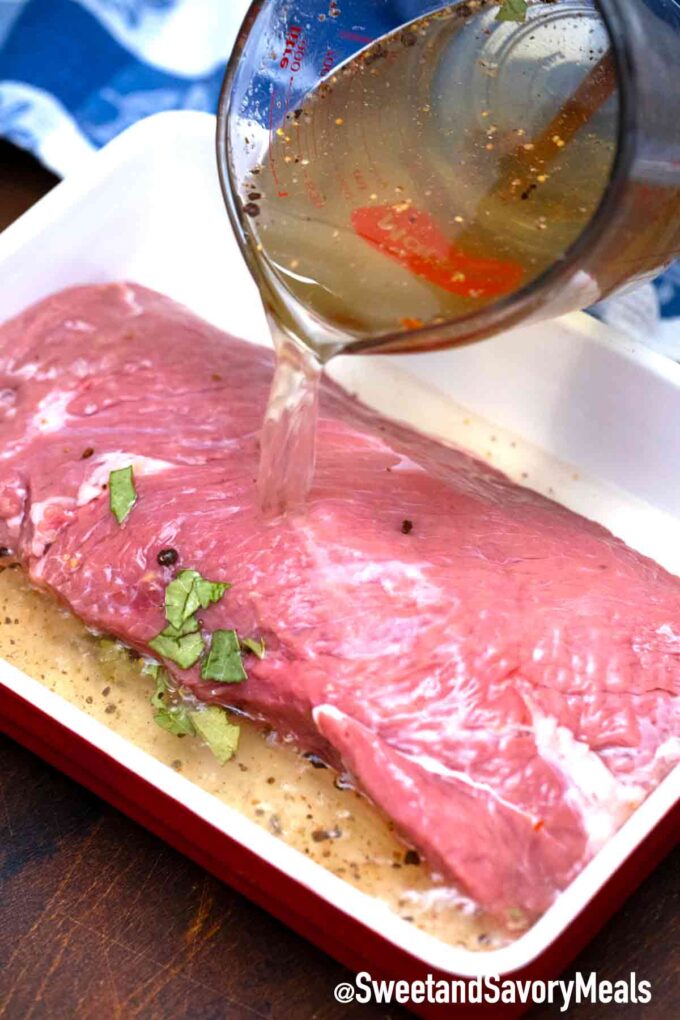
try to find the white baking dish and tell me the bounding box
[0,111,677,1006]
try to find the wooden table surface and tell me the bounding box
[0,140,677,1020]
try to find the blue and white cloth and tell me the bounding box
[1,0,677,356]
[0,0,242,171]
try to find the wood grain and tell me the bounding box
[0,736,404,1020]
[0,141,678,1019]
[0,141,58,229]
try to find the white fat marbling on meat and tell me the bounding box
[68,356,100,379]
[389,455,427,474]
[1,437,39,461]
[28,454,173,555]
[296,521,446,656]
[64,319,96,333]
[29,496,75,556]
[401,750,538,824]
[313,705,536,824]
[649,736,680,779]
[7,362,58,382]
[4,513,24,538]
[529,706,646,853]
[306,532,441,606]
[654,623,680,649]
[0,388,17,418]
[0,476,28,536]
[32,389,74,434]
[77,452,175,505]
[120,284,144,317]
[313,704,344,727]
[343,560,438,597]
[654,736,680,761]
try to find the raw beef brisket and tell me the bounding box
[1,284,678,925]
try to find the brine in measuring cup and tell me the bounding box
[234,2,618,360]
[230,1,619,514]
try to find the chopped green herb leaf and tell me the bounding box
[141,660,160,680]
[98,638,125,666]
[155,704,196,737]
[149,668,195,736]
[201,629,247,683]
[145,654,239,763]
[149,629,204,669]
[189,706,240,764]
[152,567,231,671]
[240,637,266,660]
[496,0,528,22]
[150,668,169,710]
[164,570,230,630]
[194,577,230,609]
[164,570,202,630]
[160,614,200,639]
[109,465,137,524]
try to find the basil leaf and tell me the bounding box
[149,630,204,669]
[155,704,196,737]
[164,570,230,630]
[149,668,195,736]
[200,629,247,683]
[194,577,231,609]
[164,570,202,630]
[150,668,168,710]
[189,706,240,764]
[160,614,200,639]
[109,465,137,524]
[496,0,528,22]
[240,637,266,660]
[153,568,231,671]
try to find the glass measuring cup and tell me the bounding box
[217,0,680,357]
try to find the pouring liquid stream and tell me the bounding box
[257,324,322,517]
[247,2,617,516]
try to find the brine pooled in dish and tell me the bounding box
[0,283,678,929]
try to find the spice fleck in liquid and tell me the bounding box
[238,1,619,512]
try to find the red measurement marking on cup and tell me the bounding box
[320,49,337,75]
[352,205,524,300]
[280,25,305,71]
[339,30,375,44]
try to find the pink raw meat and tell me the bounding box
[1,283,678,925]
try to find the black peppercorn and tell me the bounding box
[157,548,179,567]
